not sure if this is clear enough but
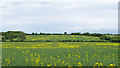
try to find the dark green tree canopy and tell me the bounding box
[3,31,26,42]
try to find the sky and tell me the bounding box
[0,0,119,34]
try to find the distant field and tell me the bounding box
[2,42,118,66]
[0,35,2,41]
[25,35,102,42]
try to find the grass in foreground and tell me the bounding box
[1,42,118,66]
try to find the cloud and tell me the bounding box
[0,0,119,2]
[0,2,118,33]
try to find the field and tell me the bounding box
[1,42,118,66]
[0,35,2,41]
[25,35,102,42]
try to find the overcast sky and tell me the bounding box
[0,0,118,34]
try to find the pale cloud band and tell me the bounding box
[0,0,119,2]
[0,0,118,34]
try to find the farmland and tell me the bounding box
[2,42,118,66]
[25,35,102,42]
[1,31,119,67]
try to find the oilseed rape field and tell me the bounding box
[25,35,102,42]
[1,42,118,67]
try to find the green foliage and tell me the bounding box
[71,32,81,35]
[64,32,67,35]
[100,35,120,42]
[0,32,2,35]
[6,32,15,42]
[3,31,26,42]
[25,35,102,42]
[32,32,34,35]
[110,38,119,42]
[2,42,118,66]
[17,32,26,41]
[2,37,6,42]
[2,31,119,42]
[35,33,38,35]
[90,33,102,37]
[82,32,90,36]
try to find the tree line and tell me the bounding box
[1,31,120,42]
[27,32,106,37]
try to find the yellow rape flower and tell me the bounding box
[107,64,115,68]
[78,62,82,66]
[35,58,40,63]
[41,63,43,66]
[62,61,64,64]
[68,65,73,68]
[47,64,51,66]
[87,59,89,61]
[25,59,28,62]
[51,56,52,58]
[94,62,103,68]
[54,62,56,66]
[99,63,103,66]
[58,59,61,61]
[26,51,29,52]
[68,54,71,57]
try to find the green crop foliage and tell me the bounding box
[1,42,118,66]
[25,35,102,42]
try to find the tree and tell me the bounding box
[17,32,26,41]
[40,32,42,35]
[100,36,105,41]
[71,32,81,35]
[32,32,34,35]
[82,32,90,36]
[6,32,15,42]
[64,32,67,35]
[100,35,111,41]
[2,31,26,42]
[2,37,6,42]
[35,33,38,35]
[91,33,102,37]
[3,33,9,39]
